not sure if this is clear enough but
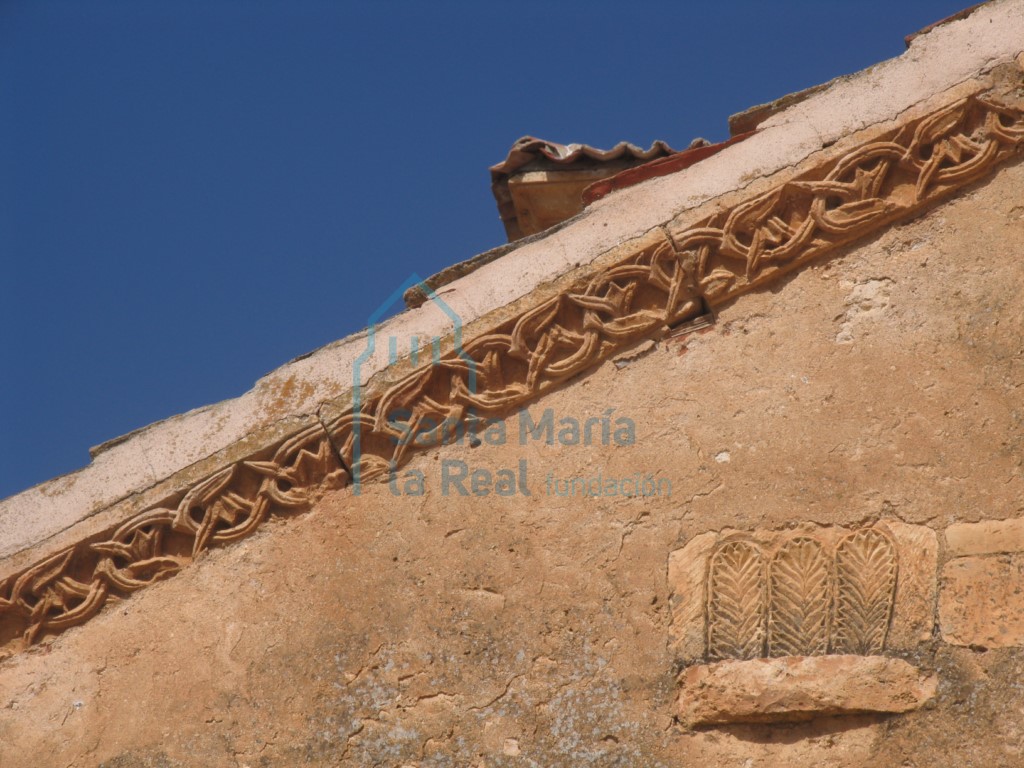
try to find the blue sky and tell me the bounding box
[0,0,969,499]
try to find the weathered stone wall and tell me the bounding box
[1,154,1022,767]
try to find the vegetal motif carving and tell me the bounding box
[327,233,704,483]
[707,540,766,661]
[832,528,898,655]
[705,527,898,661]
[768,537,831,657]
[336,90,1024,486]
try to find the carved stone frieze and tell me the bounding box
[0,81,1018,656]
[668,90,1024,305]
[324,229,705,484]
[831,528,898,655]
[674,524,939,727]
[329,87,1024,487]
[706,527,896,661]
[0,424,346,652]
[767,536,831,658]
[707,540,766,661]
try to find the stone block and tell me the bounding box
[945,517,1024,558]
[667,520,938,664]
[939,554,1024,648]
[668,532,718,663]
[677,655,937,727]
[886,521,939,649]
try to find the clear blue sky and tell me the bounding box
[0,0,969,499]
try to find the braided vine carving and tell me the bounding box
[332,90,1024,483]
[670,93,1024,303]
[0,424,346,650]
[705,527,898,661]
[327,234,704,482]
[0,88,1019,654]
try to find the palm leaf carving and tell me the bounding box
[768,537,830,657]
[831,528,897,654]
[707,540,766,660]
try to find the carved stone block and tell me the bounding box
[668,521,937,664]
[831,529,897,655]
[668,532,717,663]
[768,537,830,657]
[707,539,766,661]
[667,92,1024,306]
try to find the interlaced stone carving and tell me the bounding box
[327,233,704,483]
[0,424,346,649]
[334,90,1024,484]
[0,85,1019,655]
[669,92,1024,303]
[705,527,898,661]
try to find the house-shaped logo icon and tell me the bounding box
[351,273,477,494]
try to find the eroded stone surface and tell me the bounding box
[4,0,1023,576]
[0,15,1023,764]
[1,153,1023,765]
[886,520,939,650]
[668,532,717,663]
[939,555,1024,648]
[677,656,938,727]
[945,517,1024,558]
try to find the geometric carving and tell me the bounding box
[831,528,897,655]
[707,540,766,661]
[768,537,831,657]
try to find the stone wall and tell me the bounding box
[1,154,1022,767]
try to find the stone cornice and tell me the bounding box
[0,63,1022,657]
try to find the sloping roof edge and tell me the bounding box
[1,0,1022,655]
